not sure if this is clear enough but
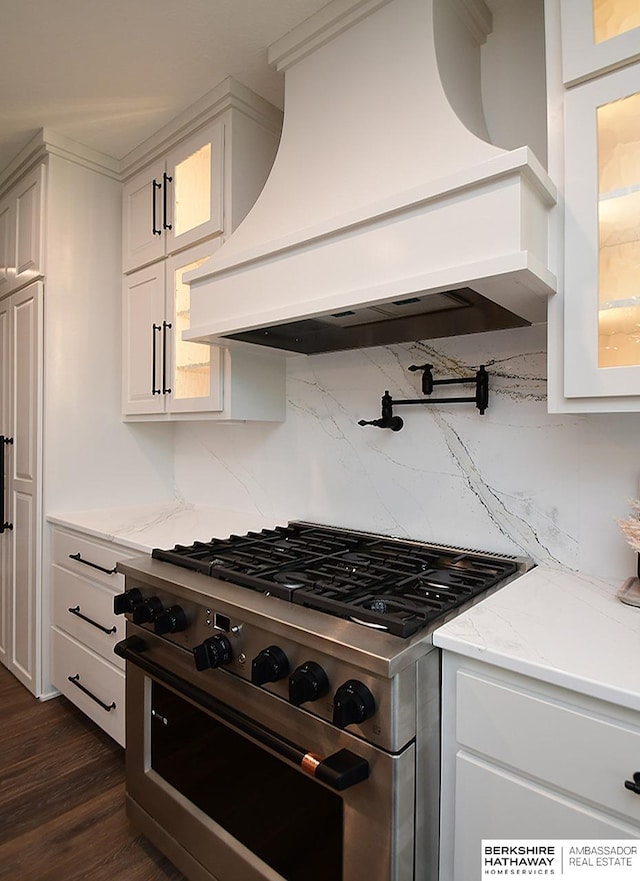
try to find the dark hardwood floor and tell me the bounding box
[0,665,185,881]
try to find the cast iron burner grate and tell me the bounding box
[152,522,519,637]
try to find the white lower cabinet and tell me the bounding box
[50,527,133,746]
[439,655,640,881]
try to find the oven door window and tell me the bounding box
[150,682,344,881]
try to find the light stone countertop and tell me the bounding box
[47,501,281,554]
[433,566,640,712]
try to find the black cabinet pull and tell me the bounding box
[68,605,117,635]
[152,323,162,395]
[67,674,116,712]
[162,321,172,395]
[162,172,173,230]
[68,552,117,576]
[0,436,13,534]
[152,179,162,235]
[625,772,640,795]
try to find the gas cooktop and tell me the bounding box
[152,522,523,638]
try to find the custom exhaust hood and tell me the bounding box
[185,0,557,356]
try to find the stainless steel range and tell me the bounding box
[114,522,530,881]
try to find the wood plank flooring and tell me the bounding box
[0,665,185,881]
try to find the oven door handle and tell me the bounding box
[114,635,369,792]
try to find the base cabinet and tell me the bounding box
[439,654,640,881]
[50,526,133,745]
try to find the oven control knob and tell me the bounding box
[289,661,330,706]
[193,634,233,671]
[113,588,143,616]
[154,604,187,635]
[332,680,376,729]
[132,596,163,625]
[251,645,290,686]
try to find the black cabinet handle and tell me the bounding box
[68,552,117,576]
[162,321,172,395]
[162,172,172,231]
[152,323,162,395]
[68,605,117,635]
[67,674,116,712]
[625,772,640,795]
[152,179,162,235]
[115,636,369,792]
[0,436,13,534]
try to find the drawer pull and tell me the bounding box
[67,673,116,712]
[625,772,640,795]
[68,605,117,635]
[69,552,117,575]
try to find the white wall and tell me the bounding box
[173,323,640,583]
[44,153,175,513]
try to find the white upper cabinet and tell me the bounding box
[122,122,224,272]
[564,62,640,400]
[561,0,640,84]
[120,78,286,422]
[0,165,44,297]
[122,242,223,417]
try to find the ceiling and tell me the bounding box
[0,0,329,174]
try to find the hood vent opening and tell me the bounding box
[185,0,556,357]
[225,288,529,356]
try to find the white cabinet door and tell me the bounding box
[14,166,44,289]
[564,62,640,399]
[0,297,9,668]
[122,263,166,415]
[448,754,640,881]
[122,159,166,273]
[165,242,223,414]
[0,283,42,695]
[0,195,15,297]
[164,121,225,255]
[561,0,640,85]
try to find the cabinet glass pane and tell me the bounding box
[174,144,211,236]
[597,91,640,368]
[173,256,212,400]
[593,0,640,44]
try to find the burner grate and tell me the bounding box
[152,523,520,637]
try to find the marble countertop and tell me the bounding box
[433,566,640,712]
[47,501,280,554]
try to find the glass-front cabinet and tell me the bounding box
[122,121,224,273]
[561,0,640,84]
[564,61,640,398]
[122,241,222,417]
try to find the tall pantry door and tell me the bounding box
[0,282,42,694]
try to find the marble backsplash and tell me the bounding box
[173,323,640,581]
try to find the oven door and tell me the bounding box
[117,625,415,881]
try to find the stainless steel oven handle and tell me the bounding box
[114,635,369,792]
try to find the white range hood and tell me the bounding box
[185,0,557,356]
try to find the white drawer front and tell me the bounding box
[456,670,640,823]
[51,627,125,747]
[52,528,133,589]
[52,564,124,669]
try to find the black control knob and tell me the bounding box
[332,680,376,729]
[132,596,163,625]
[289,661,330,706]
[251,645,290,686]
[193,634,233,671]
[154,605,187,635]
[113,588,143,615]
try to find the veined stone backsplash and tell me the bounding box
[173,323,640,582]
